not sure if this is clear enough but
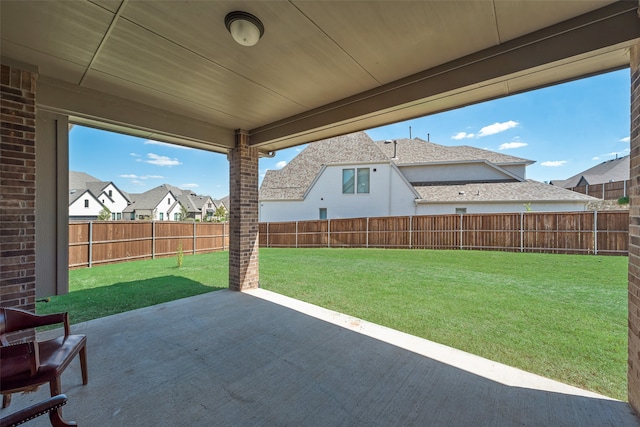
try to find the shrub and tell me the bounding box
[618,196,629,205]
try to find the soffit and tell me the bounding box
[0,0,635,153]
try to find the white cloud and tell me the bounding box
[478,120,518,137]
[592,156,600,161]
[499,142,527,150]
[620,136,631,143]
[541,160,567,167]
[119,174,138,178]
[451,132,474,140]
[130,153,140,157]
[144,140,192,149]
[275,161,287,169]
[131,180,145,186]
[143,175,164,179]
[145,153,182,167]
[181,183,199,188]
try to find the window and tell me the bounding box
[174,213,179,221]
[159,212,164,220]
[455,208,467,214]
[342,168,370,194]
[108,190,112,197]
[342,169,355,194]
[357,168,370,194]
[319,208,327,220]
[131,213,135,220]
[111,213,115,220]
[84,199,89,208]
[208,203,212,208]
[117,213,121,220]
[168,198,171,205]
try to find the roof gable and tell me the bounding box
[552,156,629,188]
[260,132,386,199]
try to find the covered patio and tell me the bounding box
[3,289,638,426]
[3,1,640,423]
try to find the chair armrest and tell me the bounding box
[0,341,40,377]
[2,308,70,337]
[0,394,76,427]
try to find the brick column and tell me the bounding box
[228,130,259,291]
[0,64,37,311]
[630,43,640,415]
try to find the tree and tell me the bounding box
[179,204,189,221]
[214,205,228,222]
[97,206,111,220]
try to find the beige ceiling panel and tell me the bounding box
[119,1,379,109]
[0,41,87,84]
[87,19,303,128]
[89,0,125,14]
[0,1,114,73]
[494,0,614,42]
[293,1,499,83]
[81,69,254,130]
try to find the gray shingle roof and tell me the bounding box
[123,185,177,212]
[414,180,598,203]
[551,155,629,188]
[374,138,534,165]
[260,132,387,199]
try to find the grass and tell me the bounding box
[38,248,628,400]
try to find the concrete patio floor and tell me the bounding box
[1,289,638,427]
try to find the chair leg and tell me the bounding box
[50,377,62,397]
[79,345,88,385]
[2,393,11,408]
[49,407,77,427]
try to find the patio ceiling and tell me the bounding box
[1,1,639,153]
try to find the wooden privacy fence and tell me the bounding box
[568,180,630,200]
[259,211,629,256]
[69,221,229,268]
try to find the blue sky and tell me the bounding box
[70,68,630,199]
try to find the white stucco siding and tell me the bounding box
[260,163,417,221]
[399,163,512,183]
[154,193,175,220]
[500,164,527,179]
[69,193,102,217]
[415,201,589,215]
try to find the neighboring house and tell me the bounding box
[550,155,629,188]
[259,132,597,221]
[125,184,221,221]
[123,185,179,221]
[69,171,130,220]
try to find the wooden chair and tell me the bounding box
[0,308,88,410]
[0,394,76,427]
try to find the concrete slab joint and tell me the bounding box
[228,130,259,291]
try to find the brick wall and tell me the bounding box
[629,45,640,415]
[0,64,37,312]
[228,130,259,291]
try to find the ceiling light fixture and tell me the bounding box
[225,11,264,47]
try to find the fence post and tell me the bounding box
[409,216,413,249]
[328,219,331,248]
[366,217,369,248]
[88,221,93,268]
[295,221,298,248]
[193,222,197,255]
[602,184,605,200]
[625,180,628,198]
[520,212,524,253]
[223,222,226,251]
[152,221,156,259]
[594,210,598,255]
[459,214,463,250]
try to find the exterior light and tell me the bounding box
[225,11,264,47]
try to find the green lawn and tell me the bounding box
[38,248,628,400]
